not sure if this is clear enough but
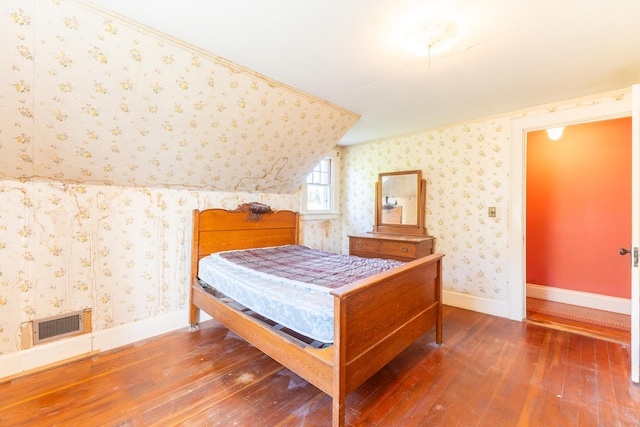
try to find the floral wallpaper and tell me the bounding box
[0,179,301,356]
[0,0,633,369]
[1,0,358,194]
[0,0,354,360]
[342,91,632,304]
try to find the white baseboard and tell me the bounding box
[92,309,190,351]
[526,283,631,315]
[0,309,191,380]
[443,290,510,319]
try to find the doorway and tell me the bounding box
[524,119,632,342]
[509,92,640,383]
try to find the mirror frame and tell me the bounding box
[374,170,427,235]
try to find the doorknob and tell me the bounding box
[620,246,639,267]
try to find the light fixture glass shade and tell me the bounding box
[402,17,460,56]
[546,127,565,141]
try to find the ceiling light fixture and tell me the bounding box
[402,17,460,62]
[546,127,565,141]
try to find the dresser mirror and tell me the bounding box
[374,170,427,235]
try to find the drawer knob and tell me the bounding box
[357,242,363,248]
[401,246,409,252]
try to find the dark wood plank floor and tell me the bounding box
[2,306,639,426]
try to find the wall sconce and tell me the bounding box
[546,127,565,141]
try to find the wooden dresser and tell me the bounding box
[349,233,435,262]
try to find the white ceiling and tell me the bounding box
[86,0,640,145]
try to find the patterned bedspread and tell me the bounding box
[218,245,404,289]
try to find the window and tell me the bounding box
[306,158,332,211]
[302,153,339,218]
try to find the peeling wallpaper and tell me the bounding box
[0,0,354,359]
[342,91,632,304]
[0,0,358,193]
[0,180,300,355]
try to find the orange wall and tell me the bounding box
[526,117,631,299]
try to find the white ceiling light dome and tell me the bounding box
[546,127,565,141]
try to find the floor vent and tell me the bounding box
[33,310,85,345]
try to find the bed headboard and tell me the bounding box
[191,203,300,278]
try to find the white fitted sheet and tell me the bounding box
[198,252,335,343]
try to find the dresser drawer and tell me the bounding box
[349,234,434,262]
[350,237,416,258]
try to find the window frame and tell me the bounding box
[301,152,340,220]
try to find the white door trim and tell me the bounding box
[631,84,639,383]
[509,98,633,323]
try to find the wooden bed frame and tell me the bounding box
[189,204,444,427]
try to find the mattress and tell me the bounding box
[198,245,403,343]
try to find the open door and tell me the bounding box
[511,85,639,383]
[631,84,639,383]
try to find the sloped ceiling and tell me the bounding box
[84,0,640,145]
[0,0,359,193]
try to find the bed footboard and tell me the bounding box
[329,253,444,425]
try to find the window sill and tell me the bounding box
[300,213,340,221]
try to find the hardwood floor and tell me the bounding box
[526,308,632,345]
[2,306,639,426]
[525,297,631,345]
